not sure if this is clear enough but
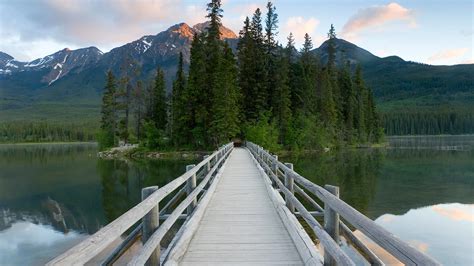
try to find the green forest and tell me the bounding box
[98,0,382,151]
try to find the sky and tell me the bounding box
[0,0,472,65]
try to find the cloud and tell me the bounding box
[427,48,469,63]
[432,204,474,222]
[342,3,416,40]
[283,17,320,46]
[0,0,208,61]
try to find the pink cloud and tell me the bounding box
[342,3,416,39]
[432,204,474,222]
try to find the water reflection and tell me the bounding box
[283,136,474,265]
[0,221,86,266]
[359,203,474,265]
[0,143,195,264]
[0,136,473,264]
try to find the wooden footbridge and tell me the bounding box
[49,142,439,265]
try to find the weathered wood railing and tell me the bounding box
[247,142,440,266]
[48,143,233,265]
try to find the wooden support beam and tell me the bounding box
[284,163,295,213]
[324,185,340,266]
[141,186,160,266]
[186,164,197,215]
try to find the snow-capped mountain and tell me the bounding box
[0,22,237,89]
[0,47,103,85]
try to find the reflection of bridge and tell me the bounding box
[49,143,439,265]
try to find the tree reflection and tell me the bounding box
[283,149,383,215]
[97,158,196,223]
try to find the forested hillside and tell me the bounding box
[1,1,472,143]
[98,0,382,151]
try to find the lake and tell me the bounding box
[0,136,473,265]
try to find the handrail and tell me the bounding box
[251,149,354,266]
[128,146,232,265]
[246,142,440,266]
[48,143,233,265]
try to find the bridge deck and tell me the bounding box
[179,148,305,265]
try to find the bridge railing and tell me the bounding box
[48,143,234,266]
[246,142,440,266]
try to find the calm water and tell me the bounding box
[0,136,473,265]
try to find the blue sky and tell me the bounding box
[0,0,472,65]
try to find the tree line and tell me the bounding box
[0,121,96,143]
[99,0,383,151]
[382,111,474,135]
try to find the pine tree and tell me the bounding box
[286,33,303,112]
[327,24,337,70]
[250,8,268,116]
[187,33,208,148]
[209,43,241,146]
[264,1,279,110]
[99,71,117,149]
[338,62,356,141]
[132,80,145,141]
[272,51,292,144]
[264,1,278,53]
[151,68,167,131]
[318,68,337,125]
[326,24,343,128]
[354,65,367,141]
[300,33,318,115]
[171,52,187,146]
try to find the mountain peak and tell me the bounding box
[192,22,237,40]
[314,38,379,64]
[167,23,194,39]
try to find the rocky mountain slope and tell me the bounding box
[1,22,472,122]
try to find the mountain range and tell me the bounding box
[0,22,472,123]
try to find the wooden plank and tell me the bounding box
[177,148,305,265]
[163,151,229,265]
[251,152,323,266]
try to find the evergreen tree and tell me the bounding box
[250,8,268,116]
[171,52,187,146]
[299,33,318,115]
[209,43,241,145]
[318,68,337,125]
[327,24,337,70]
[237,17,255,120]
[151,68,167,130]
[264,1,279,110]
[186,33,208,148]
[326,24,343,126]
[99,71,118,149]
[354,65,367,140]
[264,1,278,52]
[285,33,303,112]
[132,80,145,141]
[338,62,356,141]
[272,51,292,144]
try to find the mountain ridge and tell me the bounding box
[1,22,472,123]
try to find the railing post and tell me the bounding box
[186,164,197,215]
[141,186,160,266]
[204,155,210,173]
[273,155,278,175]
[284,163,295,213]
[324,184,340,266]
